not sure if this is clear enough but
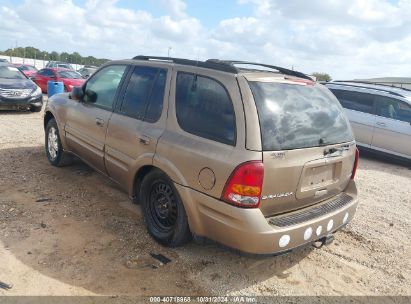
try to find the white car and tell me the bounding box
[325,81,411,161]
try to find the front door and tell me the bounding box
[372,95,411,158]
[64,64,128,173]
[105,65,170,191]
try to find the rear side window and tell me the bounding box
[120,66,166,122]
[375,96,411,123]
[175,73,236,146]
[38,69,54,77]
[249,82,353,151]
[330,89,375,114]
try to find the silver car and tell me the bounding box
[325,81,411,161]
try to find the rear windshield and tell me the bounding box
[249,81,353,151]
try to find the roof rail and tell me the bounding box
[132,55,312,80]
[328,81,406,97]
[132,55,238,73]
[206,59,312,80]
[333,80,411,92]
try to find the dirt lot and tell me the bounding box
[0,107,410,297]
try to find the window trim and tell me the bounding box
[175,71,237,146]
[81,64,129,112]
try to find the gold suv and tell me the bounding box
[44,56,359,254]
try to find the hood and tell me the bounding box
[0,77,37,91]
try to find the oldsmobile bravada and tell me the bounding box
[44,56,359,254]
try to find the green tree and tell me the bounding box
[0,46,107,66]
[312,72,332,82]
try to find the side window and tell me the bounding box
[120,66,166,122]
[375,96,411,123]
[84,65,127,110]
[175,73,236,145]
[330,89,375,114]
[45,69,54,77]
[145,70,167,122]
[38,69,52,76]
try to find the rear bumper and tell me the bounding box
[176,180,358,255]
[0,95,43,110]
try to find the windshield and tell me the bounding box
[0,66,27,79]
[57,64,72,69]
[57,70,82,79]
[249,81,354,151]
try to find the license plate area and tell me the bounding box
[300,162,340,192]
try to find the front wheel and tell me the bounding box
[45,118,73,167]
[141,170,192,247]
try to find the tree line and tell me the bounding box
[0,46,109,66]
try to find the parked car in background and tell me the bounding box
[0,63,43,112]
[13,63,38,78]
[0,58,9,63]
[78,65,98,78]
[325,81,411,161]
[33,68,85,93]
[43,56,359,254]
[46,61,74,70]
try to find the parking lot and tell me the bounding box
[0,107,410,297]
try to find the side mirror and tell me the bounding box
[70,86,84,101]
[84,89,97,103]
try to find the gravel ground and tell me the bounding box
[0,106,410,297]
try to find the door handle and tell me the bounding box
[376,122,386,127]
[95,118,105,127]
[138,135,151,145]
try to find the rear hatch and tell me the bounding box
[247,77,356,217]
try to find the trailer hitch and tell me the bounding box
[312,234,334,249]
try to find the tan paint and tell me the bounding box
[44,58,359,254]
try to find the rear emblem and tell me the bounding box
[261,192,293,200]
[270,151,286,159]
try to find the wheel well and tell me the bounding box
[44,111,54,129]
[133,165,156,204]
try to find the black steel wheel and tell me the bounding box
[141,170,192,246]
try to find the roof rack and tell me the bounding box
[328,81,407,97]
[132,55,311,80]
[132,55,238,73]
[206,59,313,80]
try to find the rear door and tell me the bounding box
[64,64,128,173]
[371,96,411,158]
[248,80,356,216]
[104,65,170,189]
[328,88,377,148]
[35,69,54,92]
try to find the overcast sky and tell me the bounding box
[0,0,409,79]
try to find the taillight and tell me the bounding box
[351,148,359,179]
[222,161,264,208]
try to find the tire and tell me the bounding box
[45,118,73,167]
[141,170,192,247]
[30,105,42,112]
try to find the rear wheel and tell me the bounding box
[45,118,73,167]
[141,170,192,247]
